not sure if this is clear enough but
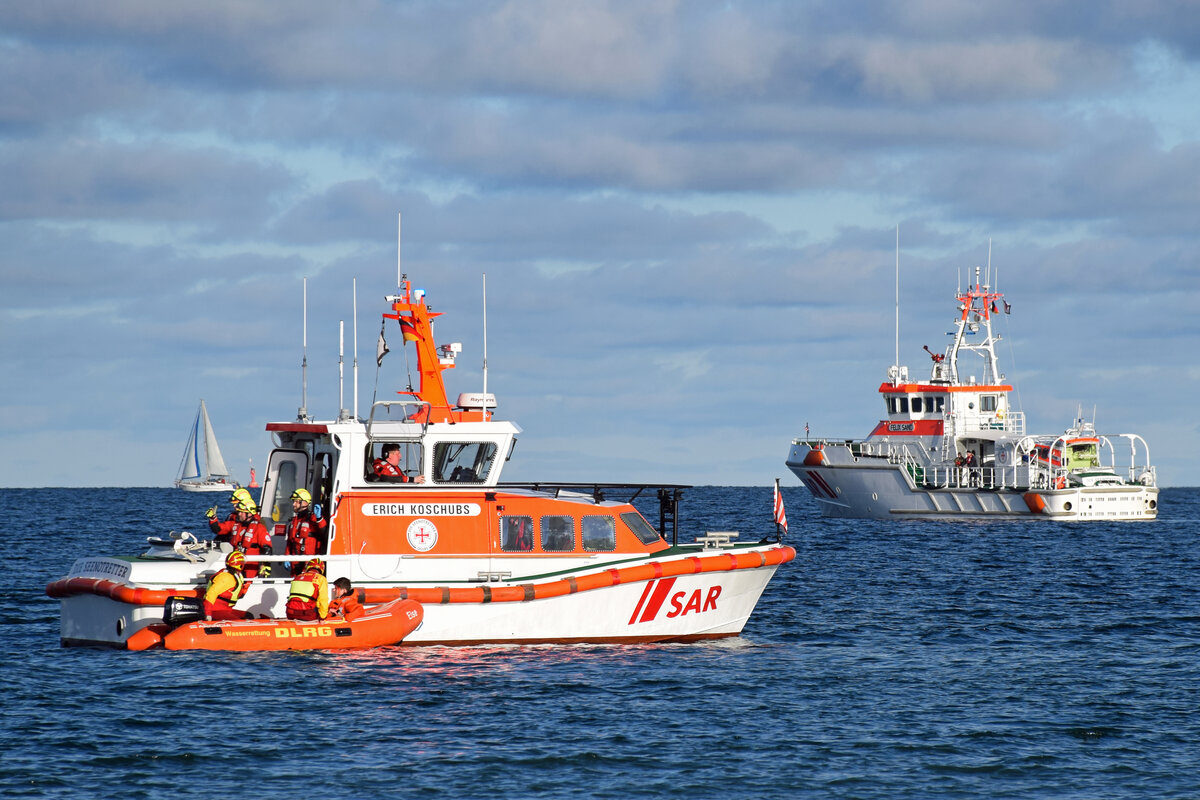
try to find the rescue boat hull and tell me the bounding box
[50,544,794,648]
[129,598,424,652]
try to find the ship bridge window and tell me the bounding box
[364,441,424,483]
[433,442,497,484]
[621,512,662,545]
[981,395,999,412]
[898,397,909,413]
[541,515,575,551]
[934,397,945,413]
[500,515,534,552]
[582,515,616,551]
[911,397,923,413]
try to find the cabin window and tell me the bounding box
[621,512,662,545]
[934,397,945,413]
[364,441,424,483]
[911,397,923,413]
[981,395,998,412]
[500,515,534,552]
[582,515,616,551]
[886,397,897,415]
[898,397,909,413]
[541,515,575,551]
[433,442,497,484]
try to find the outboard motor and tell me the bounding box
[162,596,205,629]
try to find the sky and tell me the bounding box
[2,1,1199,489]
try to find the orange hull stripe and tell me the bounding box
[48,546,797,610]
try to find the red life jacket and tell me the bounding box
[373,459,409,481]
[285,512,326,556]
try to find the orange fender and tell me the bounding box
[47,577,202,605]
[126,623,169,651]
[1023,493,1048,514]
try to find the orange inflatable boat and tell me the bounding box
[126,598,423,652]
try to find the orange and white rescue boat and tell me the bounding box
[48,260,795,649]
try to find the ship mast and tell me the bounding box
[947,265,1003,385]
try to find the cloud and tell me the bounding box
[1,1,1199,489]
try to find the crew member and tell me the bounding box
[372,443,424,483]
[286,558,329,621]
[204,550,252,621]
[206,487,255,527]
[329,577,363,621]
[285,488,328,576]
[208,495,274,578]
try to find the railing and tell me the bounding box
[794,437,1154,491]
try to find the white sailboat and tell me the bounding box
[175,400,238,493]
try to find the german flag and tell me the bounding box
[399,317,419,342]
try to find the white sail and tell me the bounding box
[200,400,231,478]
[179,413,202,481]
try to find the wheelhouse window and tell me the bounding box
[582,515,616,551]
[621,512,662,545]
[911,397,923,413]
[433,442,497,484]
[981,395,999,412]
[500,515,534,552]
[365,441,424,483]
[541,515,575,551]
[898,397,909,413]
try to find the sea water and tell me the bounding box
[4,486,1198,799]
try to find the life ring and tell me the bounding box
[998,450,1008,464]
[996,409,1005,420]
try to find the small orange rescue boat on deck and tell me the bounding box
[126,597,423,652]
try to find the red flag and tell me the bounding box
[773,478,788,533]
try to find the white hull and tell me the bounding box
[176,480,237,493]
[53,546,786,647]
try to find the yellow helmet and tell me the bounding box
[305,558,326,575]
[291,488,312,504]
[234,496,258,514]
[231,488,252,505]
[225,550,246,571]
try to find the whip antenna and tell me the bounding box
[298,277,308,421]
[338,320,349,421]
[482,273,488,419]
[352,277,359,421]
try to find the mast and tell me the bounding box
[894,225,899,381]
